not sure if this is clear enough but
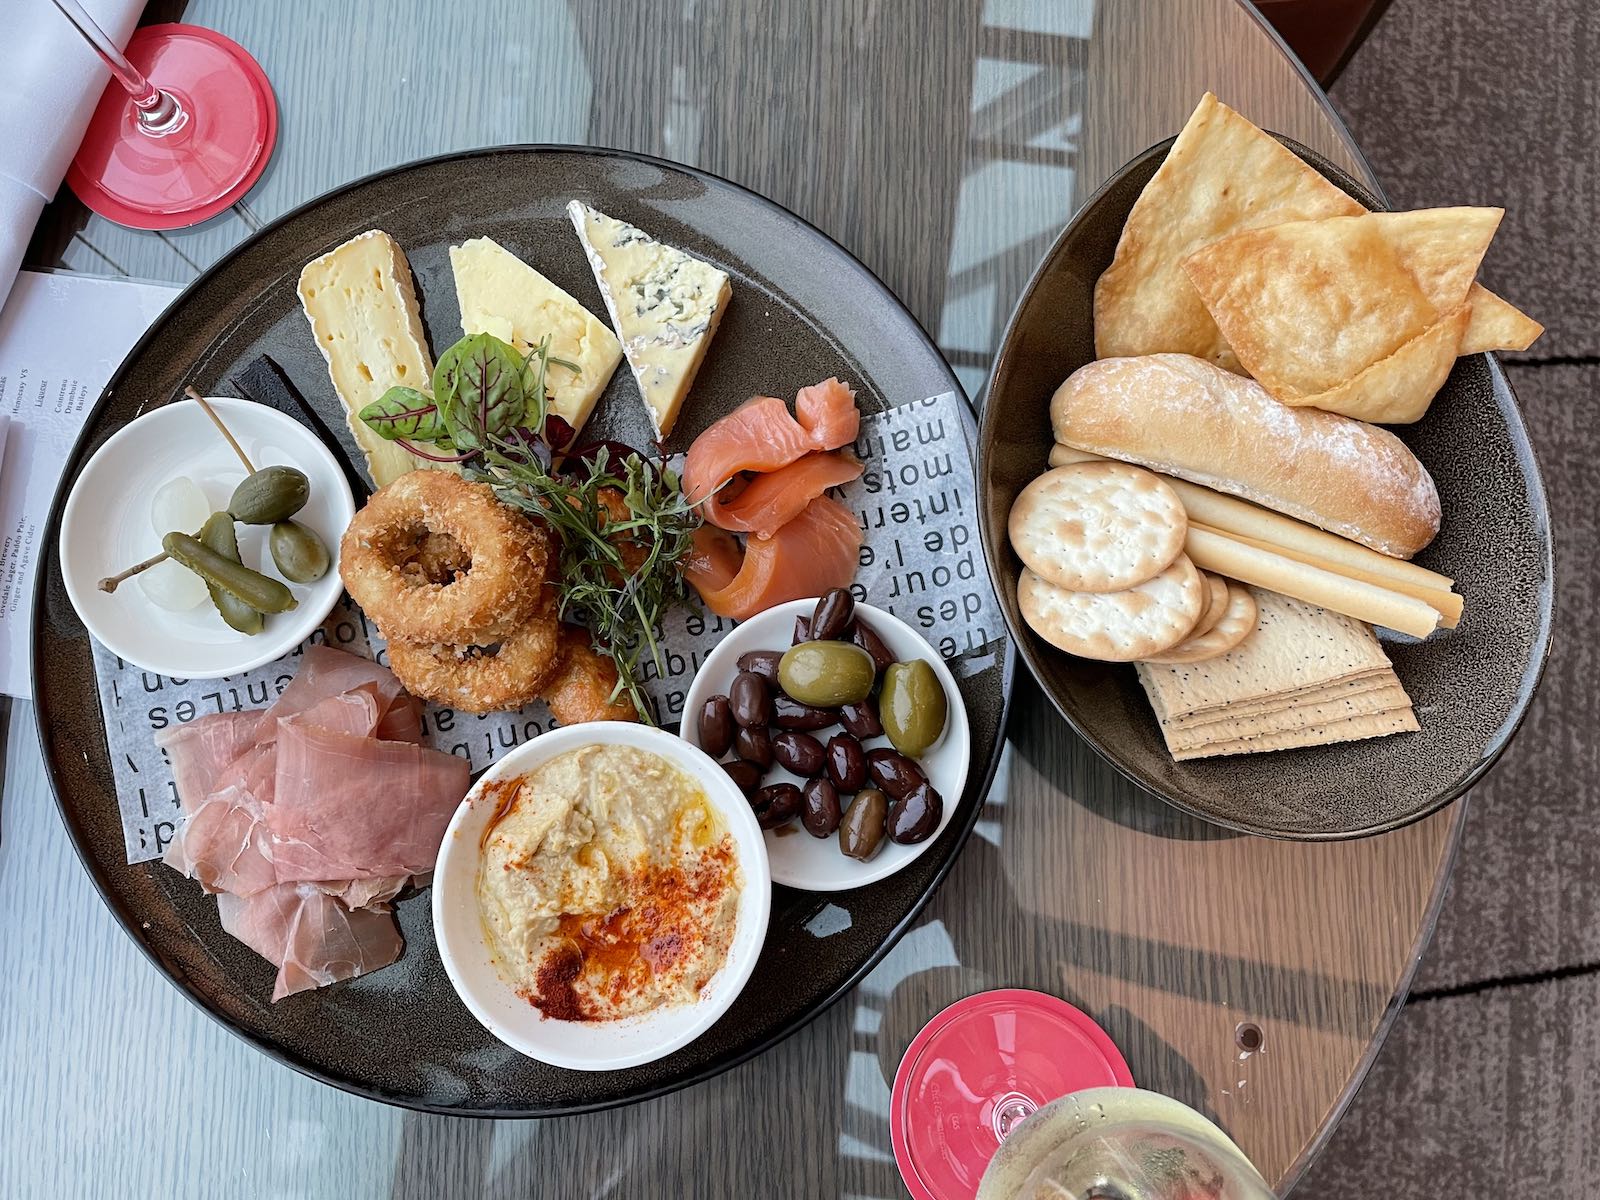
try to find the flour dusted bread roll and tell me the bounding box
[1050,354,1441,558]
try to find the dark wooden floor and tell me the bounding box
[1299,0,1600,1192]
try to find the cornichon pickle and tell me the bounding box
[163,531,298,613]
[269,520,330,583]
[228,465,310,525]
[197,512,263,635]
[879,659,949,757]
[778,640,875,708]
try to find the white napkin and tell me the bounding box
[0,0,148,303]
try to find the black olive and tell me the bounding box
[866,747,926,799]
[753,783,803,830]
[736,649,783,685]
[839,695,883,739]
[698,695,734,758]
[888,781,944,844]
[772,730,825,776]
[721,760,762,795]
[729,671,773,729]
[772,694,837,730]
[851,617,896,675]
[839,788,889,860]
[801,777,842,837]
[792,615,812,645]
[810,588,856,642]
[735,724,774,768]
[825,732,867,791]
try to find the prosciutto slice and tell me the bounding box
[268,722,469,882]
[217,884,404,1002]
[264,644,410,725]
[161,743,277,895]
[155,711,266,814]
[156,647,467,1001]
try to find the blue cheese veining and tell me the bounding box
[566,201,732,440]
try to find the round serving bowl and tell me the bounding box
[58,396,353,678]
[976,138,1554,840]
[681,598,972,891]
[431,722,772,1071]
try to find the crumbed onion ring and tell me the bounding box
[543,626,638,725]
[386,593,562,714]
[340,470,549,643]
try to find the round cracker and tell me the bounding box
[1018,555,1203,661]
[1188,572,1231,639]
[1008,462,1187,592]
[1142,582,1259,664]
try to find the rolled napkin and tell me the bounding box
[0,0,147,304]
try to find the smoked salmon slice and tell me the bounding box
[683,378,860,504]
[685,495,862,619]
[702,451,863,537]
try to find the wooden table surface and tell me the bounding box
[2,1,1462,1195]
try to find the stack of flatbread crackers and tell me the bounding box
[1136,590,1418,761]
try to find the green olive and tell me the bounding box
[880,659,948,757]
[228,465,310,525]
[778,640,876,708]
[197,512,263,635]
[269,520,330,583]
[163,531,298,614]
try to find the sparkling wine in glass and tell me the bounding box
[53,0,277,229]
[977,1088,1276,1200]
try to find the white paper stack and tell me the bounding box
[0,1,147,306]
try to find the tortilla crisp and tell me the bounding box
[1094,93,1542,421]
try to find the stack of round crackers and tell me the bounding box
[1009,462,1257,664]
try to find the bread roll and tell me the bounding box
[1050,354,1440,558]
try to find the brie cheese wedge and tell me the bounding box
[566,201,731,440]
[449,237,622,438]
[297,230,435,488]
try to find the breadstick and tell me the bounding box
[1050,442,1455,591]
[1191,523,1462,628]
[1183,527,1441,639]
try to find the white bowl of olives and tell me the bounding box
[681,594,970,891]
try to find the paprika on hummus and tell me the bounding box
[475,743,743,1021]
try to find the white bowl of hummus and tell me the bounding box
[432,723,771,1070]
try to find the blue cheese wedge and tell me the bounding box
[449,237,622,438]
[297,230,434,488]
[566,201,731,440]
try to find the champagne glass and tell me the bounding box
[52,0,277,229]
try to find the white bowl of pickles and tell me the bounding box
[59,396,354,679]
[681,594,971,892]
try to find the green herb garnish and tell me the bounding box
[477,443,699,721]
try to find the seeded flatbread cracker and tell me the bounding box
[1008,463,1186,592]
[1140,582,1258,664]
[1167,670,1397,728]
[1019,556,1203,661]
[1171,706,1419,761]
[1136,589,1389,717]
[1163,682,1414,750]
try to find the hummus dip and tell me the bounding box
[475,743,743,1021]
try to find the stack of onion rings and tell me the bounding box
[339,470,635,723]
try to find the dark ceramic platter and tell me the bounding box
[978,138,1554,841]
[33,147,1013,1113]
